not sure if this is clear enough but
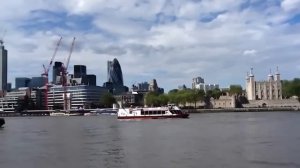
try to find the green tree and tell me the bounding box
[282,78,300,100]
[229,85,243,96]
[211,88,222,99]
[100,92,116,108]
[158,94,169,106]
[145,91,160,107]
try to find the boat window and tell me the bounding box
[149,111,152,115]
[158,111,161,115]
[145,111,148,115]
[141,111,145,115]
[162,111,165,114]
[153,111,157,115]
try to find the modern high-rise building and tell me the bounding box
[0,41,7,91]
[107,58,123,86]
[15,77,31,89]
[86,74,96,86]
[52,61,63,84]
[29,77,46,88]
[74,65,86,78]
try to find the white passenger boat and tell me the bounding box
[117,104,189,119]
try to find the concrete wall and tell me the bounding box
[243,99,300,108]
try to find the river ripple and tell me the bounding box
[1,112,300,168]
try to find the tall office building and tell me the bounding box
[29,77,46,88]
[52,61,63,84]
[74,65,86,78]
[0,41,7,91]
[86,74,96,86]
[107,58,123,86]
[15,77,31,89]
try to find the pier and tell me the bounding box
[0,109,93,117]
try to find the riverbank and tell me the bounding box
[183,107,300,113]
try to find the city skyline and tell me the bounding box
[1,0,300,91]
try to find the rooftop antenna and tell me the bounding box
[0,29,6,46]
[276,66,280,74]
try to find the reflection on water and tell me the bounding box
[1,112,300,168]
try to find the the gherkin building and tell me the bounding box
[107,58,123,86]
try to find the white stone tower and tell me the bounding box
[246,68,256,100]
[274,66,282,99]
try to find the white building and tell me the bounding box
[246,68,282,100]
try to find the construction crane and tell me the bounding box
[42,37,62,110]
[62,37,76,111]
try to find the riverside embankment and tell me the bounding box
[183,107,300,113]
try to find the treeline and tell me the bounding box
[282,78,300,99]
[145,86,245,108]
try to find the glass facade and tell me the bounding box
[15,77,31,89]
[52,61,63,84]
[29,77,46,88]
[74,65,87,78]
[0,42,7,91]
[47,85,108,109]
[107,58,123,86]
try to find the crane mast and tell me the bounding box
[62,37,76,111]
[42,37,62,110]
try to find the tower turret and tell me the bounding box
[268,69,274,81]
[246,68,255,100]
[275,66,280,81]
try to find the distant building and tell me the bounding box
[29,77,46,88]
[107,58,123,86]
[86,74,96,86]
[15,77,46,89]
[15,77,31,89]
[211,96,236,108]
[246,68,282,100]
[132,82,150,92]
[52,61,63,84]
[192,77,204,89]
[74,65,87,78]
[7,83,11,92]
[148,79,164,93]
[0,87,45,111]
[192,76,219,92]
[195,83,219,92]
[47,85,108,109]
[178,84,187,90]
[105,58,127,94]
[0,40,7,91]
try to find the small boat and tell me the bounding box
[49,112,68,116]
[117,104,189,119]
[0,118,5,127]
[50,112,83,116]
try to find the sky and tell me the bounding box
[1,0,300,91]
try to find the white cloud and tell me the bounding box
[1,0,300,90]
[281,0,300,12]
[243,49,257,56]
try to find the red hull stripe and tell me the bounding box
[118,114,189,119]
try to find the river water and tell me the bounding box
[1,112,300,168]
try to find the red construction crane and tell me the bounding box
[62,37,76,111]
[42,36,62,110]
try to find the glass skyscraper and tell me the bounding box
[107,58,123,86]
[0,41,7,91]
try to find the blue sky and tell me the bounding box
[1,0,300,91]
